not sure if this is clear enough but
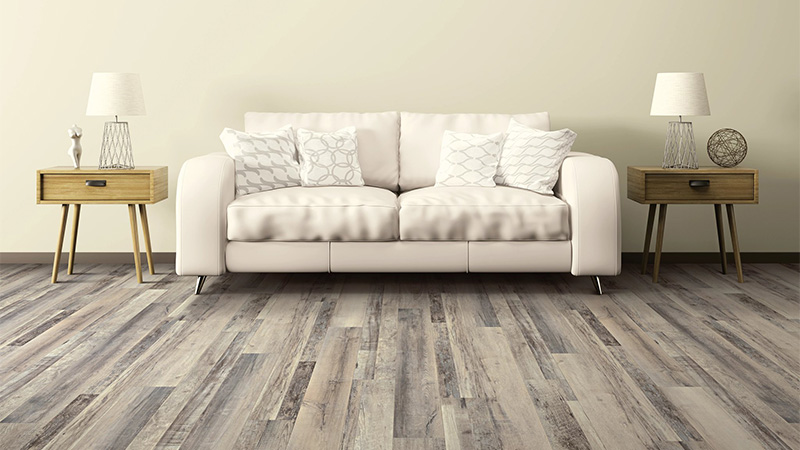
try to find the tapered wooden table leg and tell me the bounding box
[128,204,143,283]
[726,204,744,282]
[51,204,69,283]
[641,204,657,274]
[67,204,81,275]
[138,204,155,275]
[653,204,668,283]
[714,204,727,274]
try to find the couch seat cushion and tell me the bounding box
[398,186,569,241]
[228,186,398,241]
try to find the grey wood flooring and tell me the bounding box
[0,263,798,449]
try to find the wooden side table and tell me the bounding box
[627,166,758,283]
[36,166,168,283]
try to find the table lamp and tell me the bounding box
[650,72,710,169]
[86,73,146,169]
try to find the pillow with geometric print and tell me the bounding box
[219,125,301,197]
[495,119,577,195]
[434,130,504,187]
[295,126,365,187]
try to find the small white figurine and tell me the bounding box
[68,124,82,169]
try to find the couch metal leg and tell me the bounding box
[195,276,207,295]
[591,276,603,295]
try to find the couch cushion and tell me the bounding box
[398,186,569,241]
[245,112,399,191]
[399,112,551,191]
[228,186,398,241]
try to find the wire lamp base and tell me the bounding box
[98,121,135,169]
[662,121,698,169]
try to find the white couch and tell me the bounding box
[176,112,621,294]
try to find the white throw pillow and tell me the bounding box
[495,119,577,195]
[434,131,504,187]
[296,126,365,186]
[219,126,301,197]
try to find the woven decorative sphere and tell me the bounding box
[707,128,747,167]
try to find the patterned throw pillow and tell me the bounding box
[219,126,301,197]
[296,126,365,186]
[434,131,504,187]
[495,119,577,195]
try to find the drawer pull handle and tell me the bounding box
[689,180,710,188]
[85,180,107,187]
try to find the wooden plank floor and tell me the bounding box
[0,263,797,450]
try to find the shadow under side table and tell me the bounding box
[627,166,758,283]
[36,166,168,283]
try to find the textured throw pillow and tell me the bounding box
[434,131,504,187]
[495,119,577,195]
[219,126,301,197]
[296,126,365,186]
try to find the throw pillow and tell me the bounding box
[296,126,365,186]
[219,125,301,197]
[495,119,577,195]
[434,131,504,187]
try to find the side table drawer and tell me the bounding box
[40,174,151,202]
[646,173,756,203]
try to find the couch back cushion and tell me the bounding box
[245,112,400,191]
[398,112,550,191]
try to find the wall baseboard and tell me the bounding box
[1,252,798,265]
[621,252,799,264]
[0,252,177,264]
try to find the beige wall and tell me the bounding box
[1,0,798,254]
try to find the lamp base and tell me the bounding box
[662,121,698,169]
[98,121,135,170]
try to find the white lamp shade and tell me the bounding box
[650,72,710,117]
[86,73,146,116]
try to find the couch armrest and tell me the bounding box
[176,153,235,276]
[555,152,621,276]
